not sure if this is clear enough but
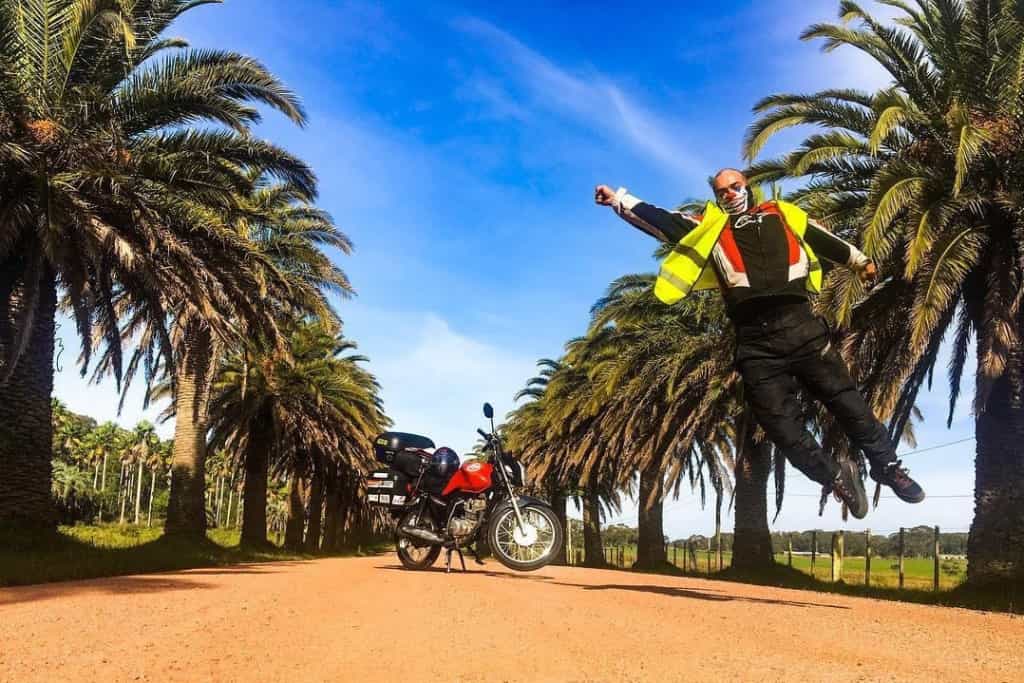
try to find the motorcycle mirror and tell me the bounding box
[483,402,494,419]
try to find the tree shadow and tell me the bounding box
[374,564,557,581]
[0,574,216,608]
[374,563,845,608]
[0,531,313,599]
[557,582,850,609]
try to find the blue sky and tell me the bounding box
[55,0,975,537]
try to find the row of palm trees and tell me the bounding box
[0,1,388,549]
[506,0,1024,585]
[52,400,170,526]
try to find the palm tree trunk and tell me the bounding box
[549,486,568,565]
[117,462,125,509]
[581,486,604,567]
[101,453,108,491]
[148,467,157,527]
[321,460,340,553]
[305,463,325,552]
[284,475,306,551]
[732,420,774,570]
[165,321,216,537]
[213,475,221,526]
[968,335,1024,583]
[219,475,228,526]
[634,461,666,570]
[236,479,243,528]
[134,461,144,525]
[0,262,57,532]
[119,464,130,525]
[223,481,233,528]
[93,462,100,490]
[240,417,272,547]
[714,489,723,571]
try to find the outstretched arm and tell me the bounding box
[595,184,699,244]
[805,219,877,284]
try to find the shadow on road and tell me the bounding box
[374,563,847,609]
[560,582,850,609]
[375,564,556,580]
[0,575,217,608]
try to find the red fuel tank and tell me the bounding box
[442,461,494,495]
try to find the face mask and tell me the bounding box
[717,185,749,215]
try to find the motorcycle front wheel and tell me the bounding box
[395,509,442,570]
[486,502,563,572]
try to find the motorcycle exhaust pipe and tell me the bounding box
[398,525,445,545]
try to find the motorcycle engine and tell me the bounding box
[447,496,487,541]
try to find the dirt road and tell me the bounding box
[1,556,1021,682]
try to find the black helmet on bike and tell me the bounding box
[430,447,460,479]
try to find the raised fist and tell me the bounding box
[859,260,879,288]
[594,184,617,206]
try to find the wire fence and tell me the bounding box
[567,526,967,592]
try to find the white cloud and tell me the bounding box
[452,16,708,184]
[348,309,540,456]
[455,75,533,122]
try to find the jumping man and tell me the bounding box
[595,170,925,518]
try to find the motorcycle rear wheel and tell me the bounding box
[395,510,441,570]
[486,502,563,572]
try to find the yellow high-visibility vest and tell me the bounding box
[653,200,824,305]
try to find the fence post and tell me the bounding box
[899,527,905,589]
[811,530,817,579]
[689,541,698,571]
[865,529,872,587]
[673,544,678,568]
[706,537,712,574]
[717,535,723,571]
[566,518,572,566]
[787,534,793,568]
[838,531,845,583]
[831,531,845,583]
[933,525,941,592]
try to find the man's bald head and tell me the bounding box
[712,168,748,194]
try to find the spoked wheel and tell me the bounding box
[486,502,563,572]
[395,510,441,570]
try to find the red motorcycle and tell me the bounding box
[367,402,563,572]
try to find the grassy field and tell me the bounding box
[0,525,386,588]
[576,544,1024,613]
[583,545,968,590]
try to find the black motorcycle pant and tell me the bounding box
[734,301,897,485]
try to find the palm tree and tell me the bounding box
[208,321,387,548]
[506,359,571,563]
[0,0,315,532]
[582,277,741,569]
[104,170,349,538]
[127,422,159,525]
[745,0,1024,582]
[508,354,624,568]
[146,439,171,527]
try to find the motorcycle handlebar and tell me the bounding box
[477,428,489,440]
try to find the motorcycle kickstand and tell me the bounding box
[445,547,467,573]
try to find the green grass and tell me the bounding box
[0,524,388,588]
[590,545,966,589]
[769,552,967,590]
